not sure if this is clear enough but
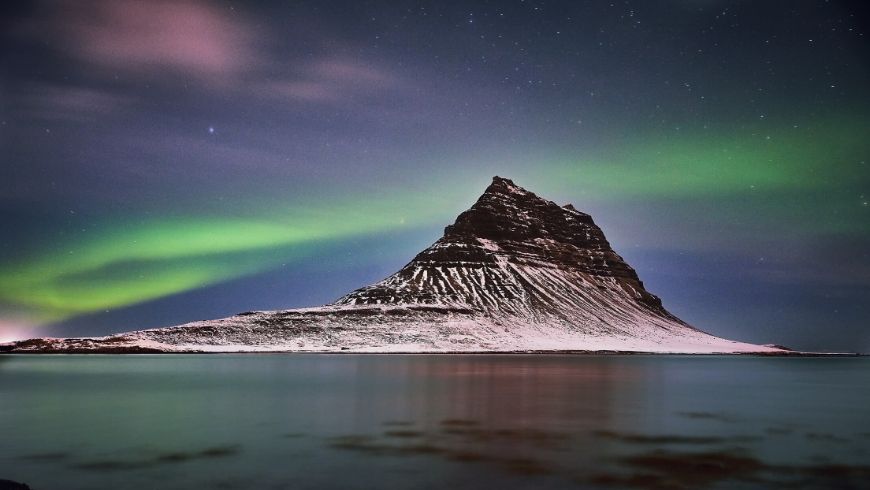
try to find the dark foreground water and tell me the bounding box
[1,355,869,490]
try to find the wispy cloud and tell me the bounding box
[253,59,401,103]
[13,84,132,122]
[312,59,395,86]
[258,80,340,103]
[30,0,261,81]
[15,1,403,106]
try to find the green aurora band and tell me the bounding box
[2,118,867,325]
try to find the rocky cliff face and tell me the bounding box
[335,176,675,320]
[4,177,783,354]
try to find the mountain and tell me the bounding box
[4,177,785,354]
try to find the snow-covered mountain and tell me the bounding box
[5,177,786,354]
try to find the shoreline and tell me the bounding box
[1,348,862,357]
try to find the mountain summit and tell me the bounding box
[335,176,672,319]
[6,177,784,354]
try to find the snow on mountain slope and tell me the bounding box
[5,177,785,354]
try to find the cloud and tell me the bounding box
[16,2,402,104]
[259,80,339,102]
[13,84,132,122]
[253,59,400,103]
[313,59,394,86]
[33,0,261,81]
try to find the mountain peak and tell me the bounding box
[444,176,592,241]
[486,175,523,191]
[336,175,672,317]
[481,175,535,201]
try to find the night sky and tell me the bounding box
[1,1,868,351]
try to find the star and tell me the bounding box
[208,126,215,134]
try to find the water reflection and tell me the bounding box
[0,355,868,489]
[72,444,241,472]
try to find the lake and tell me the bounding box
[1,355,868,489]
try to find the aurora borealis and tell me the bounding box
[1,1,868,351]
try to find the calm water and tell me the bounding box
[1,355,869,489]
